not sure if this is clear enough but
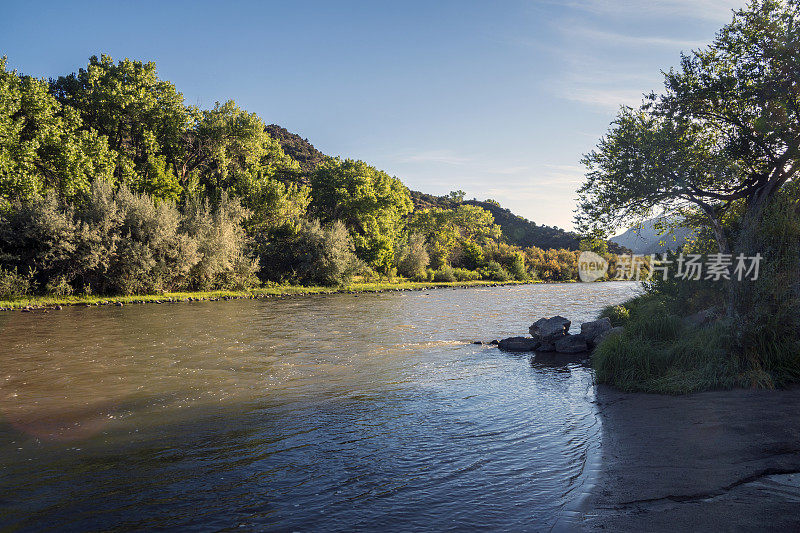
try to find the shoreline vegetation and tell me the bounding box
[576,1,800,394]
[0,55,626,309]
[0,279,544,311]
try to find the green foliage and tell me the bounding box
[0,181,258,296]
[408,204,500,268]
[397,233,429,280]
[451,267,481,282]
[0,51,599,298]
[432,266,457,282]
[0,57,115,202]
[311,158,412,272]
[460,240,485,270]
[0,267,33,299]
[479,260,511,282]
[182,193,259,291]
[51,55,188,200]
[256,219,360,287]
[599,304,630,327]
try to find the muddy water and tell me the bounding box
[0,282,638,531]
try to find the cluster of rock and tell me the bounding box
[495,316,622,354]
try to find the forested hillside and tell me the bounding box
[0,54,620,300]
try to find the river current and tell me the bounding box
[0,282,638,531]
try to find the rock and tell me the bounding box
[581,317,612,346]
[594,326,625,345]
[54,305,62,310]
[115,302,123,307]
[498,336,541,352]
[473,341,482,345]
[489,339,499,345]
[529,316,571,343]
[536,342,556,352]
[683,307,720,327]
[555,333,589,354]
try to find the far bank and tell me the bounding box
[0,279,556,311]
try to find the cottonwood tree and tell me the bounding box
[577,0,800,256]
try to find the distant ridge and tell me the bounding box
[611,217,694,254]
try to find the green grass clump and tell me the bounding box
[593,292,800,394]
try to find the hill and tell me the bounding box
[267,127,616,252]
[611,217,694,254]
[265,124,328,176]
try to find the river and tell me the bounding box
[0,282,638,531]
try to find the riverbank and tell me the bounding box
[578,385,800,531]
[0,279,539,311]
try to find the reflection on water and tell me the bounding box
[0,282,638,531]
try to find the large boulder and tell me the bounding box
[529,316,571,343]
[498,337,541,352]
[555,333,589,354]
[594,326,625,346]
[581,317,612,347]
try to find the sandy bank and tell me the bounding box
[578,385,800,531]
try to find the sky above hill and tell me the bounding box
[3,0,746,229]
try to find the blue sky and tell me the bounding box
[3,0,745,229]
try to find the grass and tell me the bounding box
[0,279,537,310]
[593,293,800,394]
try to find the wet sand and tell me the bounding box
[579,385,800,531]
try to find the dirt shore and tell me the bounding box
[577,385,800,531]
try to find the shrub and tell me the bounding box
[397,233,429,280]
[105,186,199,294]
[507,253,529,281]
[432,266,456,282]
[460,240,484,270]
[183,193,259,290]
[480,260,511,281]
[0,192,81,290]
[0,267,33,300]
[451,267,480,281]
[599,304,630,327]
[256,219,360,286]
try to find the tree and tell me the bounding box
[448,190,465,203]
[577,0,800,317]
[579,0,800,252]
[0,57,115,202]
[51,55,189,200]
[311,158,412,272]
[408,204,501,268]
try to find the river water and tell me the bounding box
[0,282,638,531]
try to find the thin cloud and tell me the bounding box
[561,0,739,22]
[394,150,471,165]
[559,85,649,109]
[567,27,711,49]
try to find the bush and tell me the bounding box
[0,192,81,291]
[0,182,260,296]
[432,266,456,282]
[0,267,33,300]
[599,304,630,327]
[397,233,430,280]
[183,193,259,291]
[256,219,360,286]
[507,253,529,281]
[451,267,480,281]
[480,260,511,281]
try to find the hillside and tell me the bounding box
[266,130,599,251]
[611,217,694,254]
[265,124,328,176]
